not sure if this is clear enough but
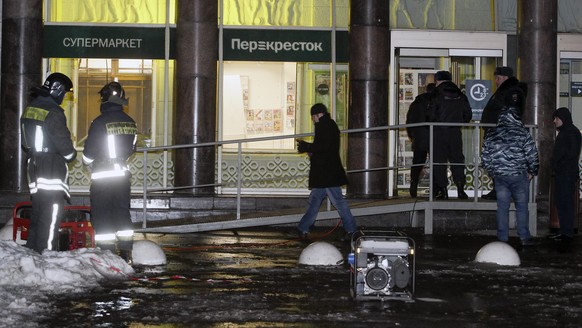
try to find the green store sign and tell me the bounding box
[43,25,348,62]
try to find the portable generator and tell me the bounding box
[12,201,95,251]
[348,230,415,302]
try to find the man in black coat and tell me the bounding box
[406,83,435,197]
[296,103,357,239]
[430,71,472,200]
[481,66,527,200]
[550,107,582,252]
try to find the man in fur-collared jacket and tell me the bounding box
[481,66,528,200]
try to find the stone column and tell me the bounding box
[174,0,218,196]
[517,0,557,199]
[347,0,390,198]
[0,0,42,192]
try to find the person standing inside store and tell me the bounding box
[406,83,435,198]
[482,106,539,246]
[83,81,138,263]
[550,107,582,252]
[429,71,472,200]
[20,73,76,253]
[296,103,357,240]
[480,66,527,200]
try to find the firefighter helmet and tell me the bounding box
[99,81,128,105]
[42,73,73,105]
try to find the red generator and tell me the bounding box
[13,201,95,251]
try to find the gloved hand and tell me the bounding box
[297,140,310,153]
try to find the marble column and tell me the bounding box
[347,0,390,198]
[518,0,557,199]
[174,0,218,196]
[0,0,43,192]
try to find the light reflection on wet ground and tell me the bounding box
[43,228,582,327]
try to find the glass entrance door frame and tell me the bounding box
[388,30,507,196]
[557,34,582,110]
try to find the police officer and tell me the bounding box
[481,66,527,200]
[21,72,76,253]
[83,81,138,262]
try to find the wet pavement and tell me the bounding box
[42,226,582,327]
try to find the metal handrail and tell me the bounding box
[136,122,538,228]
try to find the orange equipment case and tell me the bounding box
[13,201,95,250]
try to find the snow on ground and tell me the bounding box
[0,240,134,328]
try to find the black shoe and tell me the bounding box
[458,190,468,200]
[482,190,496,200]
[520,238,537,247]
[435,187,448,200]
[297,230,309,240]
[548,233,563,240]
[552,234,573,242]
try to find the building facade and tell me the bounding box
[0,0,580,202]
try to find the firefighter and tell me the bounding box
[82,81,138,263]
[20,72,76,253]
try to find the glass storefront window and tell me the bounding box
[46,0,176,24]
[222,61,298,150]
[76,59,154,148]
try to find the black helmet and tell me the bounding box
[42,73,73,105]
[98,81,128,105]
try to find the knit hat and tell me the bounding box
[494,66,514,77]
[435,71,452,81]
[310,103,328,115]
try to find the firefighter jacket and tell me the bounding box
[20,95,77,196]
[82,102,138,180]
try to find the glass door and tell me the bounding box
[392,46,504,197]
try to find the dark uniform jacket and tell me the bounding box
[406,92,432,151]
[430,81,472,125]
[21,95,77,195]
[551,107,582,176]
[82,102,137,178]
[299,113,348,189]
[481,77,527,126]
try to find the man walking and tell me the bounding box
[296,103,357,240]
[482,107,539,246]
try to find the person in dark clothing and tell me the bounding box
[430,71,472,200]
[481,66,528,200]
[550,107,582,252]
[83,81,138,263]
[296,103,357,240]
[406,83,436,198]
[20,72,76,253]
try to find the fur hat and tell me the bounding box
[435,71,452,81]
[310,103,328,115]
[494,66,514,77]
